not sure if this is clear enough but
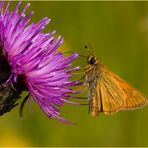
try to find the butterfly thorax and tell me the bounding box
[84,56,101,87]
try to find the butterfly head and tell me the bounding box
[84,45,97,65]
[87,55,97,65]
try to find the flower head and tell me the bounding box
[0,1,79,123]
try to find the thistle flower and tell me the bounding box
[0,1,79,123]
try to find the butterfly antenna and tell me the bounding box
[85,42,94,50]
[85,45,88,49]
[84,44,94,57]
[63,51,87,58]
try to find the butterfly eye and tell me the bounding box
[88,57,97,65]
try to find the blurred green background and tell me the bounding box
[1,1,148,147]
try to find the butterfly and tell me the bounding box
[84,46,148,116]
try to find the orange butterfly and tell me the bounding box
[84,47,148,116]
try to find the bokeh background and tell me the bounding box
[1,1,148,147]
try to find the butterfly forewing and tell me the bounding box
[105,67,147,108]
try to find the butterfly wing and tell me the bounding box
[96,64,148,115]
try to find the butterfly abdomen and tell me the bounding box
[91,93,100,116]
[88,78,102,117]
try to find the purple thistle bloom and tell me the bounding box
[0,1,80,124]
